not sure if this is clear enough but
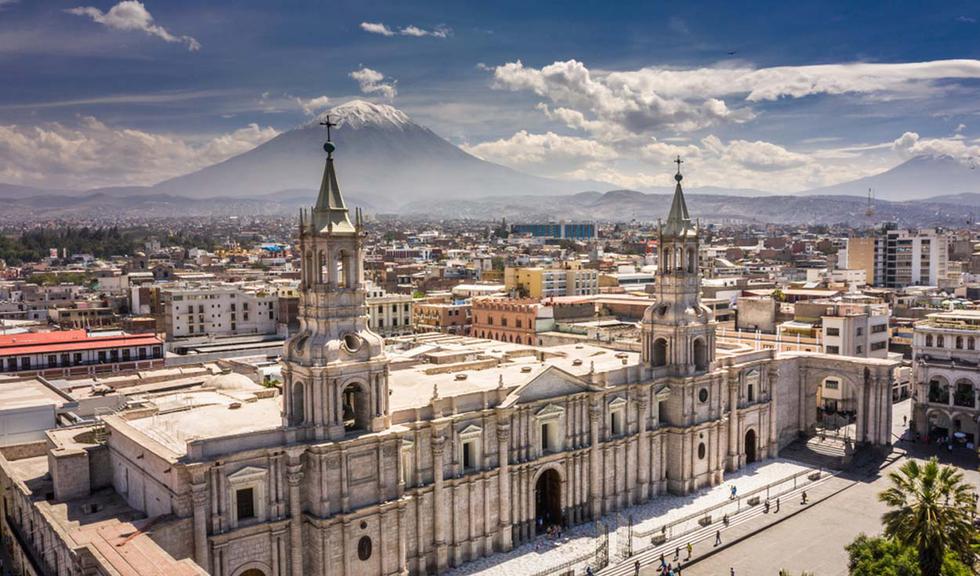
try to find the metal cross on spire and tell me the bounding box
[674,155,683,174]
[320,114,337,142]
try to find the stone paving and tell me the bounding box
[445,458,817,576]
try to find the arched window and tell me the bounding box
[937,335,945,348]
[953,379,975,408]
[291,381,305,426]
[956,336,963,350]
[687,247,697,273]
[652,338,668,367]
[970,337,976,350]
[926,334,933,347]
[693,338,708,371]
[342,383,370,432]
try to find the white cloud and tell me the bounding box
[360,21,450,38]
[0,0,19,10]
[0,117,278,189]
[66,1,200,51]
[360,22,394,36]
[462,130,617,178]
[349,67,397,99]
[488,58,980,138]
[297,95,331,116]
[891,131,980,163]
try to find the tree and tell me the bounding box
[846,534,973,576]
[878,458,977,576]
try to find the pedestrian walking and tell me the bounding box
[723,513,729,527]
[801,490,808,504]
[674,546,680,561]
[634,559,640,576]
[660,552,666,568]
[586,567,594,576]
[714,529,722,546]
[730,568,735,576]
[675,560,682,575]
[729,485,737,500]
[686,542,692,559]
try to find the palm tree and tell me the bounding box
[878,457,977,576]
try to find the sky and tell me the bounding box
[1,0,980,192]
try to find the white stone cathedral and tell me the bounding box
[1,134,899,576]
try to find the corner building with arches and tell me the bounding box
[0,142,898,576]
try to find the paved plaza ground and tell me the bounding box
[679,399,980,576]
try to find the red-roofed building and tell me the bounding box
[0,329,164,377]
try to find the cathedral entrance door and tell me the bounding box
[534,468,562,534]
[744,429,757,464]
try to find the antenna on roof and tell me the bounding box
[864,187,875,221]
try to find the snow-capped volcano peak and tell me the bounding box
[312,100,412,130]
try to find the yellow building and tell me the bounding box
[504,266,598,298]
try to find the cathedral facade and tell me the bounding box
[0,138,898,576]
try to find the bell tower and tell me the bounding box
[642,157,716,376]
[282,115,390,440]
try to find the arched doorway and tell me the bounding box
[240,570,266,576]
[534,468,562,534]
[693,338,707,371]
[744,429,757,464]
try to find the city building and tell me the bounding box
[0,329,163,377]
[160,284,279,339]
[872,226,950,288]
[471,298,556,345]
[510,222,596,240]
[911,309,980,449]
[0,150,898,576]
[504,266,598,299]
[366,282,414,337]
[413,301,471,335]
[795,301,890,358]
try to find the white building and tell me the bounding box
[821,302,890,358]
[366,282,414,337]
[912,309,980,450]
[161,284,279,339]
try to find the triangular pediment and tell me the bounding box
[227,466,267,481]
[536,403,565,417]
[506,365,596,406]
[608,396,627,409]
[459,424,483,436]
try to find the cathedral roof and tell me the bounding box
[312,139,356,235]
[662,161,697,239]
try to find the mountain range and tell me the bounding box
[1,100,978,224]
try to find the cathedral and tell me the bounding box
[0,132,898,576]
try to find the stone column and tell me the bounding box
[287,458,304,576]
[589,402,602,519]
[432,435,449,573]
[798,367,808,434]
[191,481,209,571]
[398,503,409,575]
[768,384,779,457]
[726,372,739,470]
[636,396,650,502]
[496,423,513,551]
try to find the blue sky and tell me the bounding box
[1,0,979,191]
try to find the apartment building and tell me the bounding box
[816,301,891,358]
[871,227,949,288]
[160,284,278,339]
[504,266,599,298]
[365,282,414,337]
[471,298,555,345]
[412,301,470,335]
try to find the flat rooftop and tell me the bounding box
[0,377,66,410]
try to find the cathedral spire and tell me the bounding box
[312,114,356,234]
[663,155,696,238]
